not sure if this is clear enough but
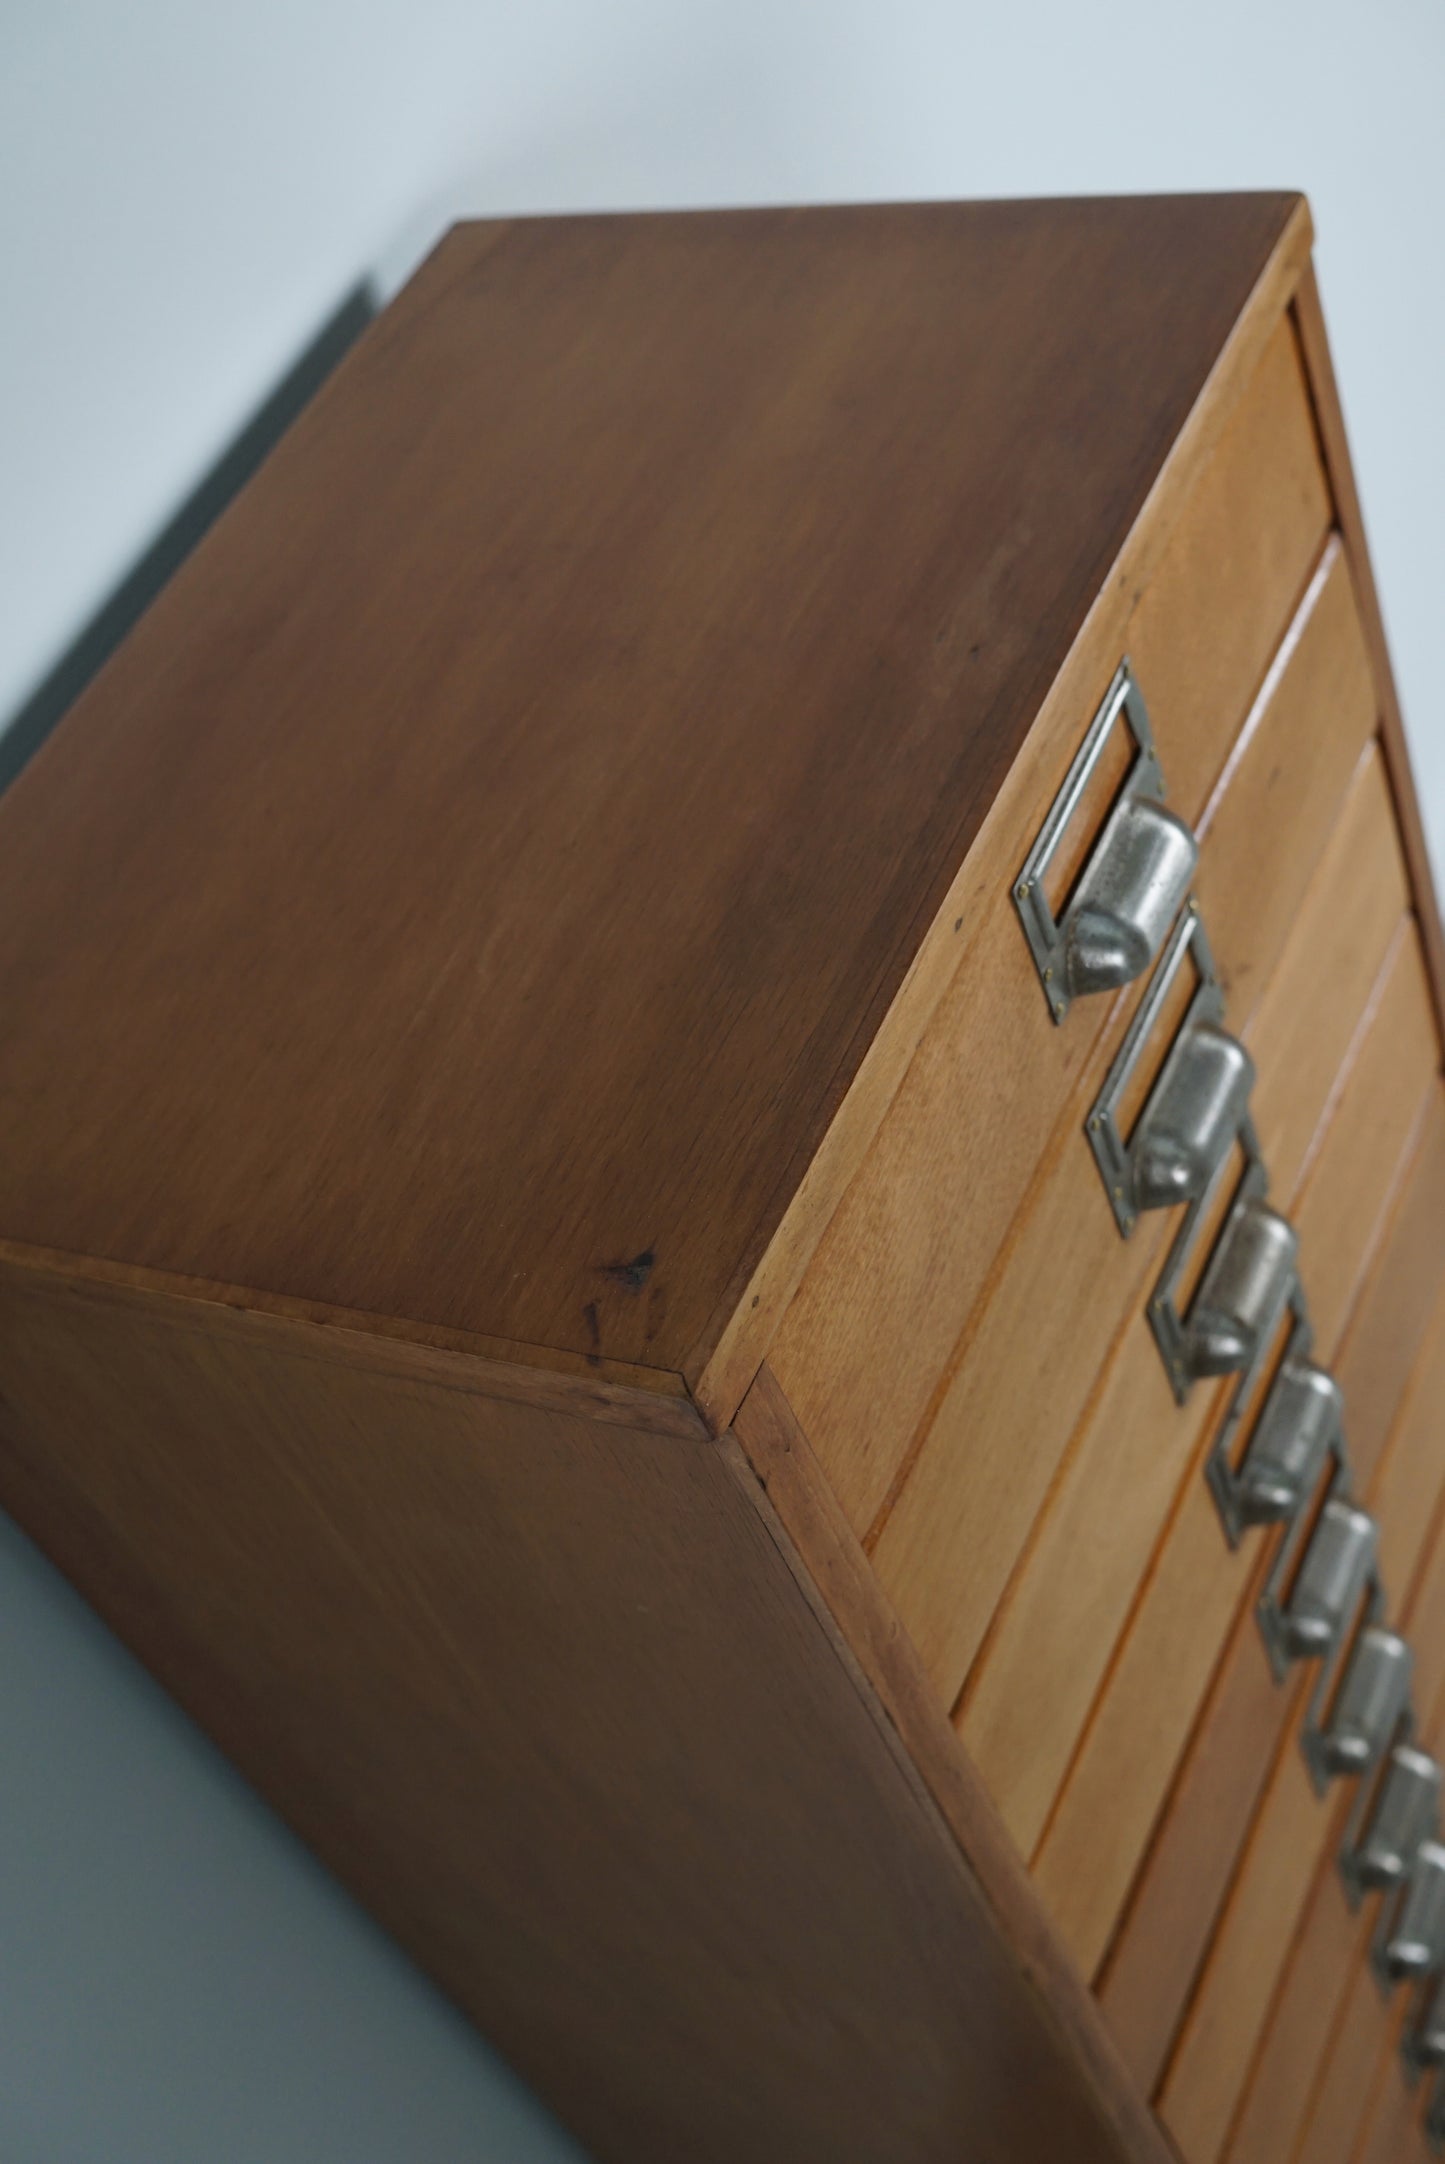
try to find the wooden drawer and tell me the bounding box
[872,531,1373,1721]
[958,737,1410,1857]
[1,196,1442,2164]
[769,312,1332,1554]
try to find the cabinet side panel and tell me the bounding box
[0,1263,1140,2164]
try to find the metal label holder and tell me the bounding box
[1147,1122,1269,1405]
[1086,904,1231,1236]
[1014,661,1173,1024]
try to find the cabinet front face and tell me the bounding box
[756,279,1445,2161]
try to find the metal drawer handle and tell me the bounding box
[1088,910,1252,1234]
[1132,1023,1254,1212]
[1275,1499,1378,1662]
[1379,1841,1445,1984]
[1315,1626,1412,1780]
[1235,1360,1343,1529]
[1015,662,1196,1023]
[1064,799,1198,1003]
[1184,1197,1298,1380]
[1344,1746,1443,1900]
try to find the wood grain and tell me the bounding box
[1239,1598,1445,2164]
[1158,1733,1337,2162]
[1218,1783,1371,2164]
[0,1261,1153,2164]
[1291,924,1439,1350]
[694,201,1313,1425]
[868,532,1370,1708]
[1031,936,1440,1977]
[1193,541,1378,1018]
[0,198,1308,1390]
[1295,1960,1406,2164]
[1352,2003,1433,2164]
[958,737,1405,1854]
[768,309,1331,1537]
[1246,742,1410,1195]
[1097,1088,1445,2095]
[1373,1281,1445,1598]
[730,1362,1178,2164]
[1161,1325,1445,2164]
[1293,263,1445,1044]
[1126,313,1333,821]
[1219,1359,1445,2164]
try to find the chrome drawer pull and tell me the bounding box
[1315,1627,1413,1781]
[1379,1842,1445,1985]
[1235,1360,1343,1529]
[1184,1197,1298,1380]
[1064,799,1198,1002]
[1344,1746,1442,1901]
[1132,1023,1254,1211]
[1272,1499,1377,1662]
[1015,662,1196,1023]
[1205,1300,1329,1548]
[1087,909,1252,1234]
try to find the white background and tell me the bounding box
[1,4,1441,2156]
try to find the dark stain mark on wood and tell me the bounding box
[582,1300,602,1365]
[600,1249,656,1292]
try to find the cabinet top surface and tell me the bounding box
[0,194,1299,1376]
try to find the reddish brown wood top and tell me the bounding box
[0,195,1301,1375]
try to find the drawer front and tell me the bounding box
[1098,1092,1445,2088]
[767,313,1330,1543]
[1223,1447,1445,2164]
[1029,932,1440,1973]
[1154,1243,1445,2164]
[870,531,1373,1713]
[957,739,1410,1855]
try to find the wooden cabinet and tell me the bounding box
[1,195,1441,2163]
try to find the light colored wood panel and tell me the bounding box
[766,320,1333,1535]
[958,747,1404,1852]
[1158,1739,1335,2163]
[1032,971,1438,1976]
[1098,1093,1445,2091]
[1031,1426,1255,1973]
[1248,743,1411,1196]
[1293,1931,1399,2164]
[1293,263,1445,1051]
[695,206,1316,1428]
[957,1323,1220,1854]
[769,896,1125,1535]
[1219,1784,1364,2164]
[1374,1280,1445,1598]
[1127,312,1332,817]
[1351,2004,1432,2164]
[1291,924,1441,1352]
[868,1122,1184,1695]
[1194,547,1378,1018]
